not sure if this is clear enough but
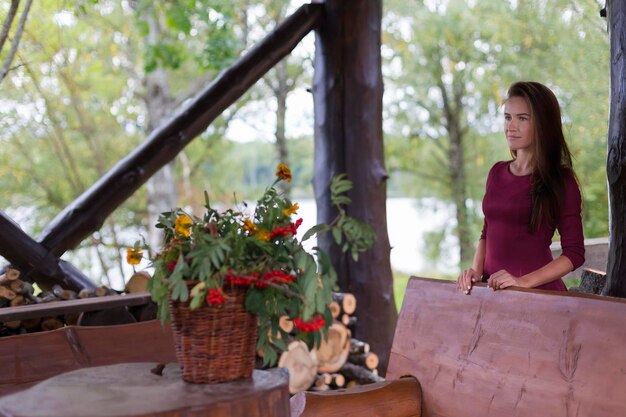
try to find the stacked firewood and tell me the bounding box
[0,268,123,336]
[275,291,383,394]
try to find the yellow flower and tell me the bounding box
[257,229,271,242]
[283,202,299,216]
[175,214,193,237]
[275,163,292,182]
[243,217,258,235]
[126,247,143,265]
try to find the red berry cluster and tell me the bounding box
[263,270,296,284]
[167,257,193,272]
[223,270,256,287]
[254,270,296,288]
[167,259,178,271]
[269,218,304,239]
[223,269,296,289]
[206,289,226,305]
[293,315,326,333]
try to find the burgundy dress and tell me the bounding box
[479,161,585,291]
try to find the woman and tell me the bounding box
[458,81,584,293]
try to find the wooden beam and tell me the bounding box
[0,211,94,291]
[313,0,397,374]
[0,292,151,322]
[604,0,626,297]
[34,3,322,256]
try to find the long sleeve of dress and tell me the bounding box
[557,174,585,269]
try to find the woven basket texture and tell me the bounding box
[168,286,258,384]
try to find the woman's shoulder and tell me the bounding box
[558,166,582,202]
[487,160,511,175]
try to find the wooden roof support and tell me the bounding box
[604,0,626,297]
[34,3,323,257]
[0,211,94,291]
[313,0,397,374]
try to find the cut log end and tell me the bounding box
[333,292,357,315]
[279,315,294,334]
[278,340,318,394]
[328,301,341,319]
[125,271,150,293]
[0,286,17,301]
[315,322,351,374]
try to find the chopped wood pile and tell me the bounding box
[0,269,151,336]
[274,292,383,394]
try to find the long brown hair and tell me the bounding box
[506,81,576,232]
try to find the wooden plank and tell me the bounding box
[0,320,176,396]
[0,365,290,417]
[0,292,151,322]
[605,0,626,297]
[35,3,323,258]
[290,377,422,417]
[387,277,626,417]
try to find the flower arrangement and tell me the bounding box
[135,164,375,366]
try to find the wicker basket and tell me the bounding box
[168,286,258,384]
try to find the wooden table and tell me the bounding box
[0,363,290,417]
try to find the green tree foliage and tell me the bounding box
[0,0,248,284]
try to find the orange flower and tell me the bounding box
[243,217,258,235]
[257,229,271,242]
[275,163,292,182]
[283,202,299,216]
[174,214,193,237]
[126,247,143,265]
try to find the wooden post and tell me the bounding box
[313,0,397,374]
[603,0,626,297]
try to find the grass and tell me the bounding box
[393,270,455,310]
[393,272,584,310]
[393,271,411,310]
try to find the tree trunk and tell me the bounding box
[313,0,396,375]
[603,0,626,297]
[0,0,33,83]
[273,59,291,197]
[143,11,176,251]
[439,78,472,266]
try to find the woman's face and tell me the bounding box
[504,96,534,152]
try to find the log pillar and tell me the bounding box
[603,0,626,297]
[313,0,397,373]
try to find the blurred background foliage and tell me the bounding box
[0,0,609,292]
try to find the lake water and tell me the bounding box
[2,198,461,289]
[294,197,459,276]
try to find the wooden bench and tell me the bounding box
[0,320,176,396]
[292,276,626,417]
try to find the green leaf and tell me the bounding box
[262,347,277,368]
[332,195,352,206]
[332,227,342,245]
[189,291,205,309]
[301,224,329,242]
[165,6,191,34]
